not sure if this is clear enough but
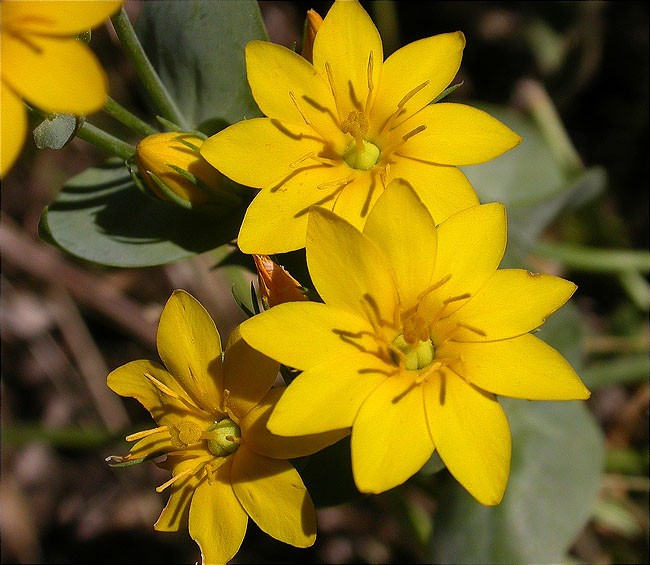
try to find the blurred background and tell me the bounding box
[1,1,648,563]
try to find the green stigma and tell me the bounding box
[343,139,380,171]
[392,334,435,370]
[205,418,241,456]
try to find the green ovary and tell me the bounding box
[205,418,241,456]
[392,334,435,370]
[343,139,380,171]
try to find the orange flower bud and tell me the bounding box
[253,255,308,308]
[135,132,222,205]
[300,9,323,63]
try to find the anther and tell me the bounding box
[397,80,430,110]
[365,51,375,113]
[402,124,427,141]
[289,91,312,126]
[155,460,205,493]
[125,425,169,442]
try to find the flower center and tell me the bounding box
[204,418,241,456]
[341,111,380,170]
[392,333,435,370]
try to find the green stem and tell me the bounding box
[516,79,584,176]
[535,241,650,274]
[110,7,189,130]
[103,97,159,137]
[618,269,650,311]
[76,122,136,160]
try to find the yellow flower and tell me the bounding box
[0,0,121,177]
[239,180,590,506]
[201,0,521,254]
[135,132,223,205]
[107,290,344,564]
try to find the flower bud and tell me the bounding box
[300,9,323,63]
[135,132,222,205]
[254,255,308,308]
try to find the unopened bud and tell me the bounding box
[254,255,308,308]
[301,9,323,63]
[135,132,222,205]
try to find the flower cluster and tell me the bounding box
[4,0,592,563]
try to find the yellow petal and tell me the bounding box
[223,327,279,420]
[387,159,479,225]
[427,203,506,318]
[442,334,591,400]
[154,457,206,532]
[265,353,387,436]
[2,1,121,35]
[351,373,435,494]
[307,207,399,320]
[245,41,344,145]
[394,103,521,165]
[329,171,382,232]
[200,117,329,189]
[424,374,510,505]
[232,446,316,548]
[188,458,248,565]
[157,290,224,414]
[312,0,382,123]
[439,270,577,342]
[1,33,107,114]
[1,84,27,177]
[370,32,465,136]
[363,179,437,310]
[241,388,350,459]
[236,163,349,254]
[107,359,209,425]
[239,301,376,371]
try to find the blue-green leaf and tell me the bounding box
[40,160,246,267]
[136,0,267,132]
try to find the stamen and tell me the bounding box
[455,322,487,337]
[443,293,472,305]
[402,124,427,141]
[380,80,430,134]
[364,51,375,114]
[397,80,430,110]
[437,321,487,347]
[126,426,169,442]
[324,62,342,120]
[381,124,427,157]
[417,274,452,301]
[144,372,197,411]
[317,174,353,191]
[289,91,312,126]
[155,460,205,493]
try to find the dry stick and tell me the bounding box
[0,214,157,351]
[44,287,131,434]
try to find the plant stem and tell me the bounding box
[110,7,189,130]
[103,97,159,138]
[535,241,650,274]
[76,122,136,160]
[515,79,584,177]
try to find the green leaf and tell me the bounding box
[40,160,246,267]
[429,399,604,564]
[136,0,267,133]
[33,114,81,150]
